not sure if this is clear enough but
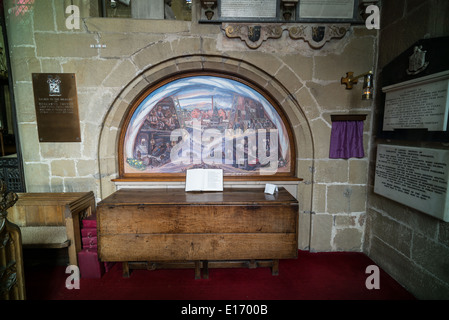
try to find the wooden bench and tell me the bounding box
[7,192,96,267]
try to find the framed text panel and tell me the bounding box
[220,0,278,19]
[382,71,449,132]
[377,37,449,142]
[298,0,356,20]
[374,144,449,222]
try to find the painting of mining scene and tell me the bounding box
[123,75,291,176]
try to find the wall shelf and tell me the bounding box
[331,114,367,121]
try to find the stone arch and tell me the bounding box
[98,55,315,246]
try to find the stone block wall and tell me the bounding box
[364,0,449,299]
[4,0,377,253]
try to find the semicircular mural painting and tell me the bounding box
[123,75,291,176]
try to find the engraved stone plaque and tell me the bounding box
[299,0,355,19]
[382,71,449,132]
[32,73,81,142]
[220,0,277,18]
[374,144,449,222]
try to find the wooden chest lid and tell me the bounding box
[98,188,298,206]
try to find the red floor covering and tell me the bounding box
[24,250,415,301]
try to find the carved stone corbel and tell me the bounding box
[223,23,283,49]
[222,23,350,50]
[288,24,350,49]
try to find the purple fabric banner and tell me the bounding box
[329,120,364,159]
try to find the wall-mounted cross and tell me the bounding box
[341,72,357,89]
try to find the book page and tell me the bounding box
[185,169,204,191]
[204,169,223,191]
[185,169,223,191]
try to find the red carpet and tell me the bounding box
[24,250,414,301]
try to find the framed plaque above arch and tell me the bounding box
[117,72,298,181]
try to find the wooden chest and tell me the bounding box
[97,188,298,277]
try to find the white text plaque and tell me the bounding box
[382,72,449,132]
[220,0,277,18]
[374,144,449,222]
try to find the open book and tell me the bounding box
[185,169,223,192]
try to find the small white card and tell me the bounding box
[264,183,278,195]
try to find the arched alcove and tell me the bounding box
[98,55,315,232]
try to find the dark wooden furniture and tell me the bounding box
[97,187,298,278]
[7,192,96,267]
[0,181,25,300]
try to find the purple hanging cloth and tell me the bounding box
[329,120,364,159]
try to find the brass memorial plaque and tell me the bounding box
[32,73,81,142]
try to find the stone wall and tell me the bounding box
[364,0,449,299]
[4,0,377,253]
